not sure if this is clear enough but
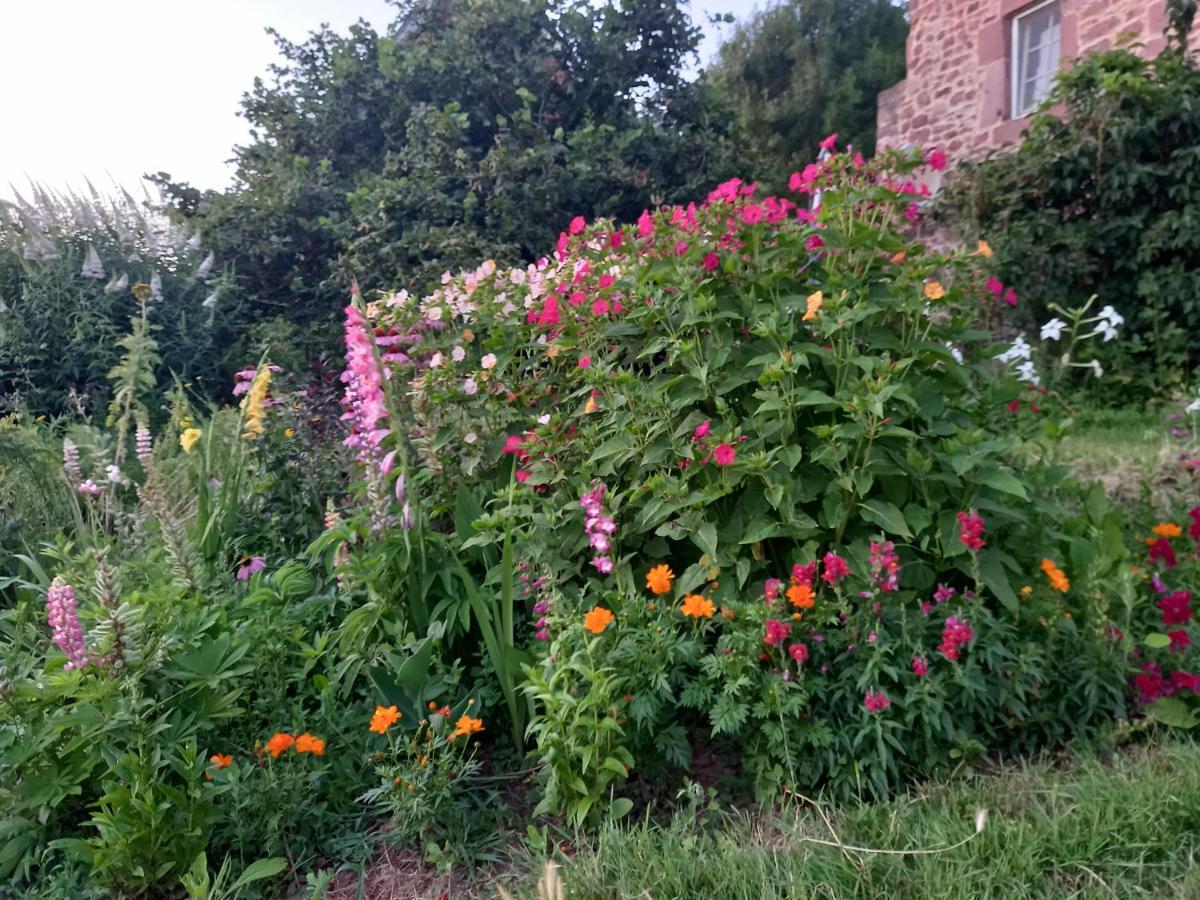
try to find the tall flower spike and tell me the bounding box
[46,577,88,671]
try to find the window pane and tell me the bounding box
[1015,2,1061,116]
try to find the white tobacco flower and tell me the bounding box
[1185,397,1200,413]
[1088,359,1104,378]
[997,336,1032,364]
[1039,318,1067,341]
[1016,360,1040,385]
[1098,305,1124,328]
[1096,321,1119,342]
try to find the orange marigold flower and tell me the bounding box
[451,714,485,740]
[889,251,907,264]
[787,584,815,609]
[295,733,326,756]
[209,753,233,770]
[646,564,675,595]
[369,705,401,735]
[924,280,946,300]
[1153,522,1182,538]
[680,594,715,618]
[584,606,615,634]
[266,732,295,758]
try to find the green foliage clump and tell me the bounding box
[358,146,1132,807]
[940,40,1200,396]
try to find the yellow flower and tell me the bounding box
[924,280,946,300]
[131,282,152,302]
[284,427,296,438]
[680,594,715,618]
[803,290,824,321]
[1153,522,1182,538]
[451,714,484,740]
[646,564,675,596]
[975,240,993,258]
[584,606,615,634]
[180,427,202,453]
[240,367,272,440]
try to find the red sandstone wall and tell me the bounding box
[877,0,1174,162]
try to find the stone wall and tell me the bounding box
[877,0,1176,161]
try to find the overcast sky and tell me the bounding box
[0,0,748,200]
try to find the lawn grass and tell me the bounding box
[505,738,1200,899]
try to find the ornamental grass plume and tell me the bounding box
[46,577,88,670]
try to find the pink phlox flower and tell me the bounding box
[819,133,838,151]
[637,209,655,239]
[569,215,586,235]
[702,252,719,271]
[712,443,736,466]
[1159,591,1192,626]
[928,148,947,171]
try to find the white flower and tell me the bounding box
[429,352,444,368]
[1096,321,1119,342]
[105,464,128,487]
[1098,305,1124,328]
[452,345,466,363]
[425,305,444,321]
[1040,318,1067,341]
[464,431,478,444]
[1186,398,1200,413]
[510,268,526,285]
[463,378,478,396]
[945,343,964,365]
[538,414,551,425]
[481,353,498,370]
[385,290,410,308]
[1088,359,1104,378]
[1016,360,1040,385]
[997,336,1032,364]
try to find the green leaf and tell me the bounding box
[978,469,1029,500]
[1144,633,1172,649]
[609,797,634,819]
[858,500,912,538]
[230,857,288,891]
[1147,697,1199,729]
[978,550,1018,612]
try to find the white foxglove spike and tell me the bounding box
[194,251,214,278]
[202,290,218,309]
[150,271,163,302]
[188,230,202,250]
[105,272,129,294]
[81,245,105,279]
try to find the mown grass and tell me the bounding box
[507,738,1200,899]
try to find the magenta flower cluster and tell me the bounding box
[939,615,974,662]
[868,540,901,593]
[46,577,88,671]
[580,482,617,574]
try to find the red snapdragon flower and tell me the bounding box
[1159,591,1192,626]
[956,511,986,550]
[864,690,890,712]
[763,619,791,646]
[820,552,850,585]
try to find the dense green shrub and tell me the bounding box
[353,145,1133,805]
[940,36,1200,397]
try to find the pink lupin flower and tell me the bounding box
[46,577,88,670]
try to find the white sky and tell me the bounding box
[0,0,749,200]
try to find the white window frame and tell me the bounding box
[1010,0,1062,119]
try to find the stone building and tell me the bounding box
[876,0,1179,162]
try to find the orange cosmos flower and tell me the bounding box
[295,733,326,756]
[680,594,715,618]
[803,290,824,321]
[924,280,945,300]
[266,732,295,758]
[451,714,484,740]
[209,753,233,770]
[787,583,815,609]
[369,705,401,735]
[646,564,675,595]
[889,251,907,264]
[1153,522,1182,538]
[1039,559,1070,593]
[584,606,615,634]
[975,240,993,258]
